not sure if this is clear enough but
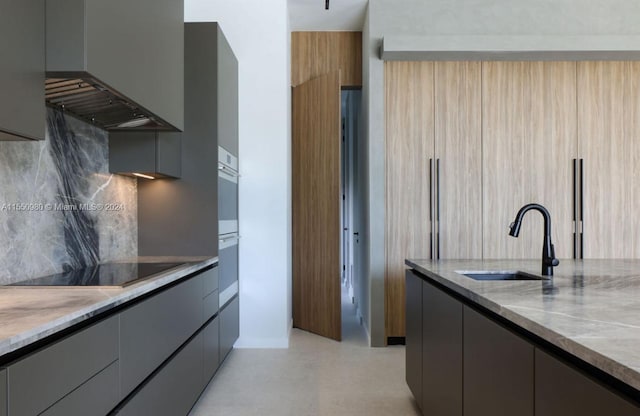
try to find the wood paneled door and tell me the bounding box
[482,61,577,260]
[292,71,342,341]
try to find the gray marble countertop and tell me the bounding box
[406,259,640,392]
[0,256,217,358]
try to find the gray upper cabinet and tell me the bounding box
[0,0,45,141]
[109,131,181,178]
[46,0,184,131]
[217,26,239,156]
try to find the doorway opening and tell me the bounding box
[340,88,364,342]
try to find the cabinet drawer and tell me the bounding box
[203,289,219,322]
[116,332,203,416]
[219,296,239,363]
[203,316,220,385]
[40,360,119,416]
[7,315,118,416]
[202,266,219,296]
[120,275,203,397]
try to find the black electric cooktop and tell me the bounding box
[9,262,185,287]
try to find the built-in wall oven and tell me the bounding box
[218,146,239,306]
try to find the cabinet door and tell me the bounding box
[219,296,240,363]
[482,62,577,260]
[578,62,640,258]
[0,0,45,141]
[404,271,423,409]
[203,316,220,385]
[423,279,463,416]
[434,61,482,259]
[116,332,204,416]
[535,349,639,415]
[385,61,434,339]
[464,306,534,416]
[0,369,5,416]
[217,25,239,156]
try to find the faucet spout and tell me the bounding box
[508,203,559,276]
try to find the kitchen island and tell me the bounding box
[0,256,231,416]
[406,259,640,415]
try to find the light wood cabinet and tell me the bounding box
[577,62,640,258]
[385,61,481,340]
[482,62,577,260]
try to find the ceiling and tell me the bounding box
[288,0,368,31]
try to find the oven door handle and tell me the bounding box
[219,234,239,249]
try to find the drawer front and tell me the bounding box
[203,289,219,322]
[8,315,119,416]
[120,275,203,397]
[0,369,6,416]
[116,332,204,416]
[219,296,239,363]
[202,266,219,296]
[203,317,220,384]
[40,360,119,416]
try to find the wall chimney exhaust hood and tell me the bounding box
[45,0,184,131]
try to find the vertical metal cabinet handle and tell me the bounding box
[572,158,577,259]
[436,158,441,260]
[579,158,584,259]
[429,158,434,259]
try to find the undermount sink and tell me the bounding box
[457,270,547,281]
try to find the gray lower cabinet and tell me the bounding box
[116,333,204,416]
[535,349,639,415]
[40,361,119,416]
[7,315,119,416]
[203,316,220,385]
[0,369,6,416]
[119,275,204,397]
[405,271,422,409]
[0,0,45,141]
[220,296,240,363]
[423,280,462,416]
[463,306,534,416]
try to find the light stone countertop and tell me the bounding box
[0,256,217,358]
[406,259,640,393]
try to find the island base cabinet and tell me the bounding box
[405,271,423,410]
[203,316,220,385]
[463,306,534,416]
[535,349,640,416]
[115,332,204,416]
[423,280,462,416]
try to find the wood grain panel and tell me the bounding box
[578,62,640,258]
[385,61,434,339]
[291,31,362,87]
[292,71,342,341]
[435,61,483,259]
[482,62,577,260]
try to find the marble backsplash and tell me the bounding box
[0,109,137,284]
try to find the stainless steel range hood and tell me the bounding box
[45,0,184,131]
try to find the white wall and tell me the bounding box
[185,0,292,348]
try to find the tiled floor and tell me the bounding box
[189,289,421,416]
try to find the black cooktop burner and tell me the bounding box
[9,262,186,287]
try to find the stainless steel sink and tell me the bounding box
[457,270,547,281]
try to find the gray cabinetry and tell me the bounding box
[423,280,462,416]
[535,349,639,416]
[40,361,119,416]
[46,0,184,130]
[220,296,240,362]
[405,271,422,410]
[7,315,118,416]
[0,0,45,141]
[109,132,181,179]
[203,317,220,385]
[463,306,534,416]
[116,332,204,416]
[120,275,203,397]
[0,369,6,416]
[217,27,239,156]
